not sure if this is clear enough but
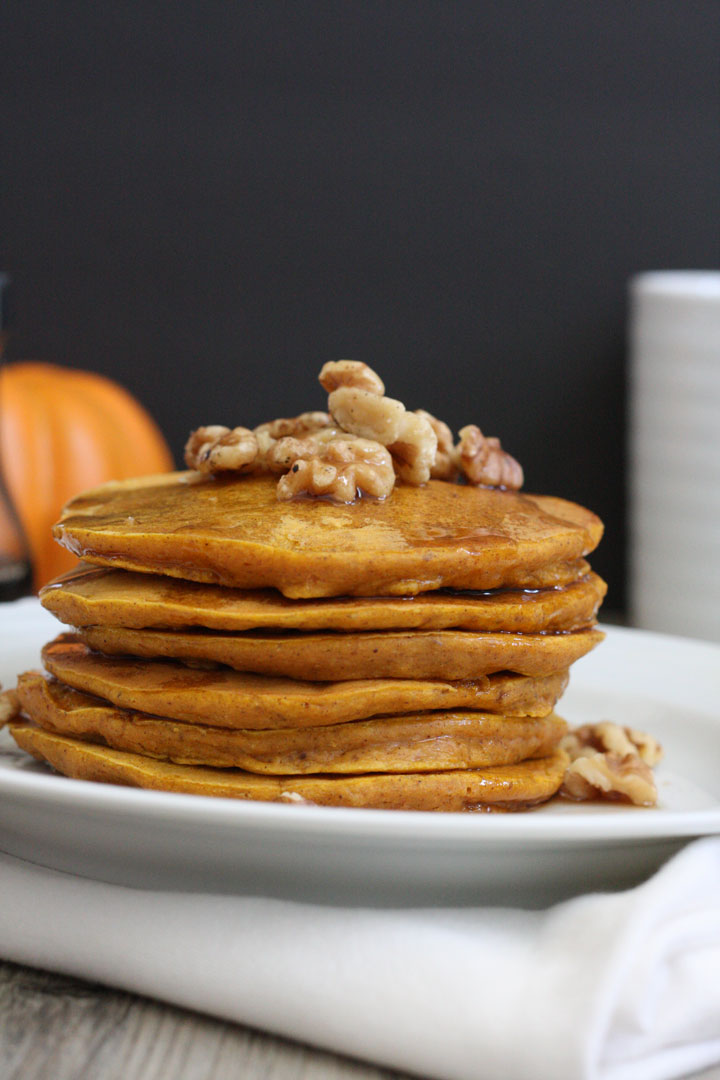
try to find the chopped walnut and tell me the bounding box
[183,360,526,504]
[416,410,458,480]
[328,388,438,485]
[458,425,524,490]
[254,412,333,461]
[560,722,662,806]
[318,360,385,396]
[0,688,20,729]
[184,425,259,474]
[276,435,395,503]
[388,411,438,485]
[561,751,658,806]
[563,722,664,767]
[328,387,406,444]
[265,428,341,473]
[626,727,664,767]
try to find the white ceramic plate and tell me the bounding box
[1,599,719,907]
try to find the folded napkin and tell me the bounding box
[1,839,719,1080]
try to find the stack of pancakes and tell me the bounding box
[10,472,606,811]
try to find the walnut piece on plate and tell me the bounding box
[560,722,663,806]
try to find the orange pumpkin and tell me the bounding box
[0,362,174,589]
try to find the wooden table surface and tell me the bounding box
[0,960,410,1080]
[1,959,719,1080]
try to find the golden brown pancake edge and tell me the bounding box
[41,636,570,728]
[41,564,606,634]
[53,473,604,598]
[76,623,605,681]
[17,673,568,775]
[10,721,570,811]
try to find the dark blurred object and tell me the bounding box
[0,274,33,600]
[0,476,32,601]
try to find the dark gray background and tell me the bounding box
[2,2,719,609]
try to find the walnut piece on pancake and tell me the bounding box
[457,425,524,491]
[417,409,458,480]
[389,411,439,485]
[560,722,663,806]
[184,359,525,502]
[328,385,406,444]
[318,360,385,396]
[276,435,396,503]
[328,383,438,485]
[264,426,340,473]
[0,688,21,729]
[253,412,333,459]
[184,425,259,474]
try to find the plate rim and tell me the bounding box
[1,758,720,844]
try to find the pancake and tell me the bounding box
[42,564,606,634]
[17,674,567,774]
[42,637,569,728]
[77,623,604,680]
[54,472,604,598]
[10,722,570,810]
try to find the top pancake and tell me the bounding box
[54,472,604,598]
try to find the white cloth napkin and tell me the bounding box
[1,840,719,1080]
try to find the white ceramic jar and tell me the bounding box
[629,271,720,641]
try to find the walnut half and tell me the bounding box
[416,410,458,480]
[328,386,406,444]
[388,411,438,485]
[184,426,259,474]
[327,380,438,485]
[276,435,395,503]
[560,722,663,806]
[318,360,385,396]
[263,427,339,474]
[253,412,333,460]
[458,425,523,490]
